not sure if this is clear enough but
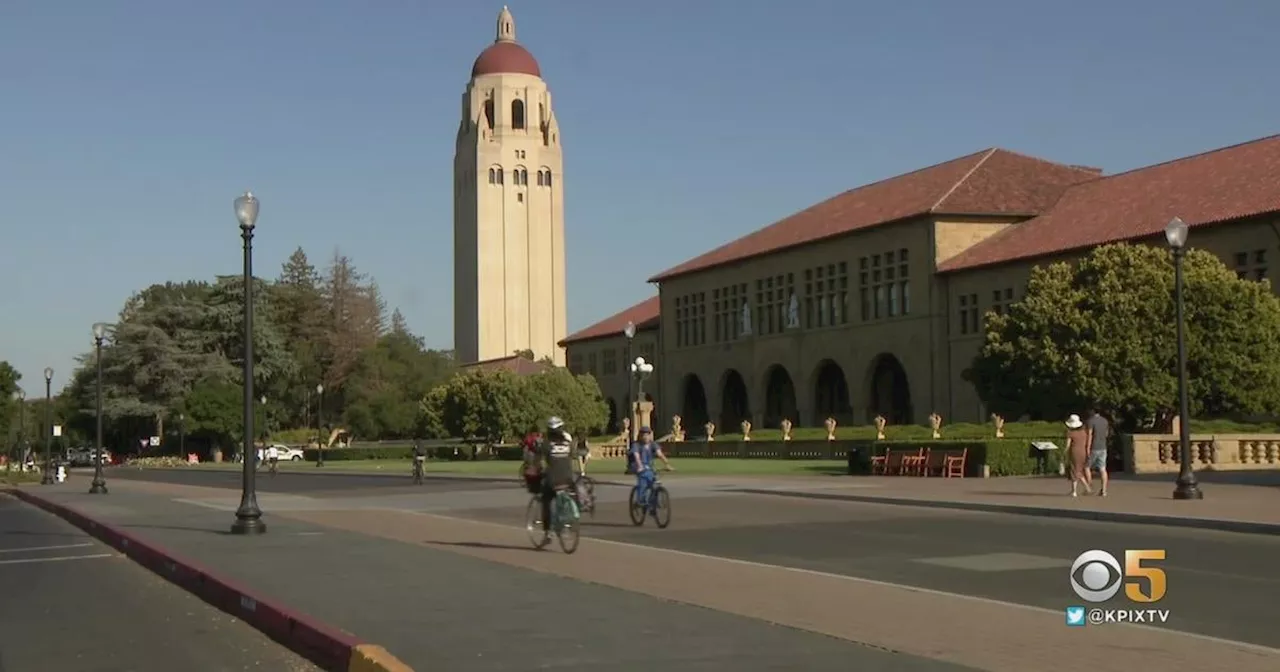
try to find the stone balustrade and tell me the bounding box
[1124,434,1280,474]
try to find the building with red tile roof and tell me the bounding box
[559,296,661,432]
[565,134,1277,435]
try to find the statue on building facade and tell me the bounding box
[787,292,800,328]
[741,301,752,336]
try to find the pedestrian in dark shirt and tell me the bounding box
[1084,408,1111,497]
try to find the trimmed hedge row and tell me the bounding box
[301,444,523,462]
[654,439,1064,477]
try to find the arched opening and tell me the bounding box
[606,398,619,434]
[762,365,797,428]
[511,100,525,129]
[488,168,496,184]
[719,369,750,430]
[866,354,912,425]
[680,375,709,436]
[812,360,852,425]
[483,99,494,129]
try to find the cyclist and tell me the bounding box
[534,417,576,542]
[265,443,280,475]
[412,441,427,484]
[629,426,672,512]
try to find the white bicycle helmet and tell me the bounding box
[547,416,565,430]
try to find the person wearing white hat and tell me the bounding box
[1064,414,1090,497]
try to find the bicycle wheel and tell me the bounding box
[525,496,550,550]
[556,493,580,554]
[576,476,596,516]
[652,486,672,529]
[628,486,646,526]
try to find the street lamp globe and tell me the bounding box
[92,322,108,341]
[12,389,22,401]
[234,191,260,230]
[316,383,324,394]
[260,395,267,405]
[43,367,53,382]
[623,321,636,339]
[1164,216,1189,249]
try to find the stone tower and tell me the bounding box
[454,6,566,365]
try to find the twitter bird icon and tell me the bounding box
[1065,606,1086,627]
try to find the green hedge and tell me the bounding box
[301,444,524,462]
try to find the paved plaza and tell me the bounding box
[12,467,1280,671]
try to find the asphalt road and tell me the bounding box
[0,493,318,672]
[100,467,1280,649]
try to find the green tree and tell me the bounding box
[969,243,1280,429]
[273,247,329,426]
[424,367,608,442]
[343,330,455,439]
[1,362,22,453]
[522,368,609,436]
[184,378,243,456]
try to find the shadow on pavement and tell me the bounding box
[1116,471,1280,487]
[123,524,234,536]
[424,540,537,552]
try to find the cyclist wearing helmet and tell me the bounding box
[535,417,575,540]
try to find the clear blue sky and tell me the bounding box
[3,0,1278,394]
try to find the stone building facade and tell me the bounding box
[563,136,1279,435]
[454,7,567,365]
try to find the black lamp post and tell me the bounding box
[90,323,109,494]
[231,190,266,535]
[260,395,268,442]
[178,413,185,457]
[40,367,53,485]
[315,383,325,467]
[623,321,635,439]
[1165,217,1203,500]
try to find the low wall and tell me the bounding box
[1124,434,1280,474]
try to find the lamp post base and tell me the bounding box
[1172,474,1204,500]
[89,481,108,495]
[230,515,267,535]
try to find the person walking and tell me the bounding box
[1064,414,1090,496]
[1085,407,1111,497]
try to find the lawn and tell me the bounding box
[178,457,848,478]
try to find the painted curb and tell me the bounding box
[3,487,415,672]
[730,488,1280,536]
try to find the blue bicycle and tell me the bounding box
[525,488,581,554]
[628,468,672,528]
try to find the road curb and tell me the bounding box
[730,488,1280,536]
[3,487,416,672]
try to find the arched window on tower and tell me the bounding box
[536,170,544,187]
[545,170,553,188]
[488,168,496,184]
[483,99,494,130]
[511,100,525,130]
[520,168,528,185]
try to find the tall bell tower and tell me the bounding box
[454,6,566,365]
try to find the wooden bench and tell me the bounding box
[870,449,891,474]
[899,448,926,476]
[918,448,968,477]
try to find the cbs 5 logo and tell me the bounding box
[1070,549,1167,603]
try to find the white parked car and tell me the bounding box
[257,444,305,462]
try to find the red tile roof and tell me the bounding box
[460,355,552,376]
[647,149,1100,282]
[559,296,660,347]
[939,134,1280,272]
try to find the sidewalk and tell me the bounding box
[9,483,967,672]
[10,479,1280,672]
[724,473,1280,534]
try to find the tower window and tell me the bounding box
[488,168,496,184]
[483,99,494,130]
[512,100,525,130]
[537,170,544,186]
[520,168,528,185]
[517,193,524,203]
[494,168,504,185]
[545,171,553,187]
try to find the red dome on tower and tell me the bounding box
[471,41,541,78]
[471,6,541,79]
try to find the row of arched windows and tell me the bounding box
[487,166,554,187]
